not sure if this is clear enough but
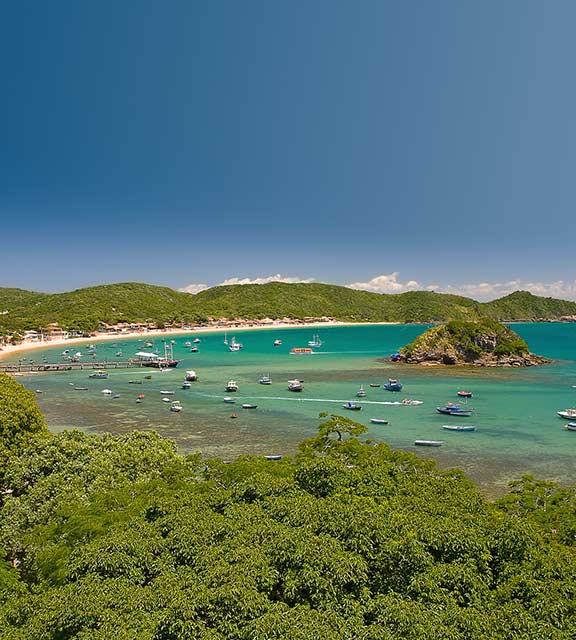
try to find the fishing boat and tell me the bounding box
[457,391,473,398]
[415,440,444,447]
[557,409,576,419]
[356,386,366,397]
[242,403,258,409]
[88,370,108,379]
[273,339,282,346]
[565,423,576,431]
[288,379,303,392]
[185,370,198,381]
[442,425,476,431]
[343,401,362,411]
[383,378,403,391]
[225,380,239,392]
[259,374,272,385]
[370,418,389,424]
[308,335,323,348]
[290,347,313,354]
[223,397,236,404]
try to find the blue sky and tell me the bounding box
[1,2,575,299]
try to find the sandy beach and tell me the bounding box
[0,320,399,361]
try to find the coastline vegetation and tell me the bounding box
[0,382,575,637]
[1,282,576,338]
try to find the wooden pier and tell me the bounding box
[0,360,148,373]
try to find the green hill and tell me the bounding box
[400,317,549,366]
[1,282,575,335]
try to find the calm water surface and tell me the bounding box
[5,323,576,497]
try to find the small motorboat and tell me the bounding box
[184,341,192,347]
[370,418,388,424]
[265,455,282,460]
[190,346,199,353]
[273,339,282,346]
[436,404,473,416]
[182,381,191,389]
[401,398,423,406]
[442,425,476,432]
[170,402,182,412]
[288,379,303,392]
[259,374,272,385]
[369,383,380,388]
[457,390,473,398]
[343,402,362,411]
[74,387,89,391]
[160,390,175,395]
[223,397,236,404]
[383,379,403,391]
[185,370,197,381]
[128,380,143,384]
[356,386,366,398]
[242,404,258,409]
[565,422,576,431]
[88,371,108,379]
[226,380,239,392]
[230,413,238,419]
[193,338,201,343]
[137,394,145,399]
[162,398,171,403]
[557,409,576,419]
[415,440,444,447]
[35,389,43,394]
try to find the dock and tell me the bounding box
[0,360,149,373]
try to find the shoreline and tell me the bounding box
[0,320,401,361]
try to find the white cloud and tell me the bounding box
[346,272,422,294]
[347,273,576,301]
[179,274,314,294]
[178,283,210,294]
[429,279,576,301]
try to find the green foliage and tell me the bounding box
[0,420,576,637]
[0,374,49,470]
[1,281,576,336]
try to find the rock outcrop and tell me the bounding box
[399,318,550,367]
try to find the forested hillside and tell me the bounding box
[1,281,575,335]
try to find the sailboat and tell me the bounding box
[223,332,228,346]
[308,334,323,348]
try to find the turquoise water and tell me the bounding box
[5,323,576,496]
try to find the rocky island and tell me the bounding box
[399,318,550,367]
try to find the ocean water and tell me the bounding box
[5,323,576,496]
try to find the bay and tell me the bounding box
[6,322,576,496]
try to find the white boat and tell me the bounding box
[101,389,113,395]
[259,374,272,385]
[223,396,236,403]
[415,440,444,447]
[557,409,576,419]
[185,370,198,381]
[226,380,239,392]
[190,346,199,352]
[308,335,323,348]
[370,418,388,424]
[442,425,476,432]
[229,337,243,352]
[170,401,182,412]
[242,403,258,409]
[356,386,366,397]
[162,398,171,403]
[184,341,192,347]
[565,423,576,431]
[160,390,175,395]
[273,339,282,346]
[193,338,201,343]
[343,401,362,411]
[288,379,303,392]
[181,381,191,389]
